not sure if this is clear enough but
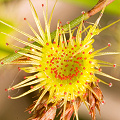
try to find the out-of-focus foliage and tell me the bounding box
[64,0,120,15]
[0,0,14,3]
[0,19,14,59]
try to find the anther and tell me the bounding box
[30,86,33,89]
[15,50,17,53]
[89,112,91,115]
[6,43,9,46]
[72,99,75,102]
[8,95,11,99]
[42,4,44,7]
[55,75,58,78]
[89,52,92,54]
[18,67,21,71]
[108,43,111,47]
[82,52,85,54]
[90,72,93,75]
[28,111,32,114]
[11,88,14,90]
[47,61,49,64]
[113,64,116,68]
[53,96,56,99]
[46,43,49,46]
[85,82,88,85]
[74,45,77,47]
[53,41,56,44]
[97,79,100,82]
[80,44,82,46]
[67,40,70,43]
[44,104,47,107]
[75,67,78,70]
[45,67,48,70]
[5,89,8,91]
[89,61,92,63]
[69,83,72,85]
[102,100,105,104]
[64,92,67,95]
[90,33,93,35]
[83,67,85,70]
[77,81,79,83]
[81,11,85,14]
[24,18,26,20]
[67,21,70,24]
[98,68,102,72]
[109,83,112,87]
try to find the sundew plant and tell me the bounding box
[0,0,120,120]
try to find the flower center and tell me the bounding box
[41,42,91,85]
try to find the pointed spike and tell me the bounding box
[29,0,45,40]
[1,32,42,51]
[0,20,41,43]
[95,70,120,81]
[25,20,44,45]
[11,84,45,99]
[31,86,50,112]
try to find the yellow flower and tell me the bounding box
[1,0,120,120]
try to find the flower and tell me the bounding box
[1,0,120,120]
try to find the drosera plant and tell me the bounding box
[0,0,120,120]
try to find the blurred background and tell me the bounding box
[0,0,120,120]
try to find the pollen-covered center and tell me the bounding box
[41,42,93,86]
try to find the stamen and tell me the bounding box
[108,43,111,47]
[109,83,112,87]
[24,18,27,20]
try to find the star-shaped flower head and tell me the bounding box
[1,0,120,120]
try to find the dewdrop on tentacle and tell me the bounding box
[1,0,120,120]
